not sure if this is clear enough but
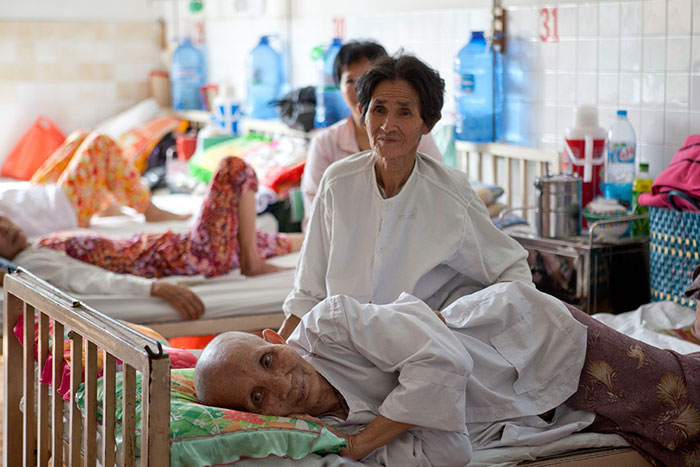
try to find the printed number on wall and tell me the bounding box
[540,7,559,42]
[333,17,346,39]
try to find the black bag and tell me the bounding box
[273,86,316,132]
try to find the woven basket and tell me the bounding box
[649,191,700,309]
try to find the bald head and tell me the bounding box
[195,331,264,409]
[194,329,337,417]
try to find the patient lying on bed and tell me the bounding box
[196,282,700,466]
[0,156,303,319]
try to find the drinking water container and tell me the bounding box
[170,37,206,110]
[454,31,501,142]
[246,35,283,120]
[564,105,606,226]
[314,37,350,128]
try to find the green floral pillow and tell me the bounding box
[76,368,346,466]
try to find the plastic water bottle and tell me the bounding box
[604,110,637,208]
[212,84,241,135]
[454,31,502,142]
[246,35,283,120]
[631,162,653,236]
[314,38,350,128]
[170,37,206,110]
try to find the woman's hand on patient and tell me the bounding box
[150,280,205,320]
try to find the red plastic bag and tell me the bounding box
[1,116,66,180]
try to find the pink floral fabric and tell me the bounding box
[39,157,291,278]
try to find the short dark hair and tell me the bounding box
[355,53,445,129]
[333,40,388,86]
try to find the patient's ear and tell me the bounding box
[262,329,286,345]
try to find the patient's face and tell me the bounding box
[198,333,333,417]
[0,216,27,259]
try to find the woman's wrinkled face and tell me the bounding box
[0,216,27,259]
[340,58,371,123]
[216,335,329,417]
[365,79,430,163]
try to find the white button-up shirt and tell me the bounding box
[301,117,442,223]
[283,151,533,319]
[288,282,592,466]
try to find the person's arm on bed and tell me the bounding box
[14,246,204,319]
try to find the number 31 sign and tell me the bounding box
[540,7,559,42]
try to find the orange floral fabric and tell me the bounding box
[31,130,150,227]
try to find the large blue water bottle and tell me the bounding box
[170,37,206,110]
[454,31,501,142]
[246,35,283,120]
[314,38,350,128]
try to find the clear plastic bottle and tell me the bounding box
[631,162,653,236]
[454,31,502,142]
[604,110,637,208]
[212,84,241,135]
[170,37,206,110]
[245,35,283,120]
[314,37,350,128]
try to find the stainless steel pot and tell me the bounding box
[535,174,581,238]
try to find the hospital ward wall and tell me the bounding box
[171,0,700,182]
[0,0,163,165]
[4,0,700,183]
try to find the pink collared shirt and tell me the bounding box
[301,117,443,222]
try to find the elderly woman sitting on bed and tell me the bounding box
[197,282,700,467]
[0,151,303,320]
[279,53,532,339]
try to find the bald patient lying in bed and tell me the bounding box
[0,155,303,320]
[196,282,700,466]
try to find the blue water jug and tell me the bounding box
[454,31,502,142]
[171,37,206,110]
[246,36,283,120]
[314,38,350,128]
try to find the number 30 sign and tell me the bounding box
[540,7,559,42]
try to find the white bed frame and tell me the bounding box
[455,140,559,221]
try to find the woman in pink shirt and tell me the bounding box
[300,41,443,227]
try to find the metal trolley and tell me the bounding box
[509,215,650,315]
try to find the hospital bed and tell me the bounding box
[8,267,700,466]
[0,188,296,338]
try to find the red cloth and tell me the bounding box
[261,160,306,194]
[2,116,65,180]
[638,135,700,212]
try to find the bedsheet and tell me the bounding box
[0,189,294,327]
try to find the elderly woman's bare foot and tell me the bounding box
[143,201,191,222]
